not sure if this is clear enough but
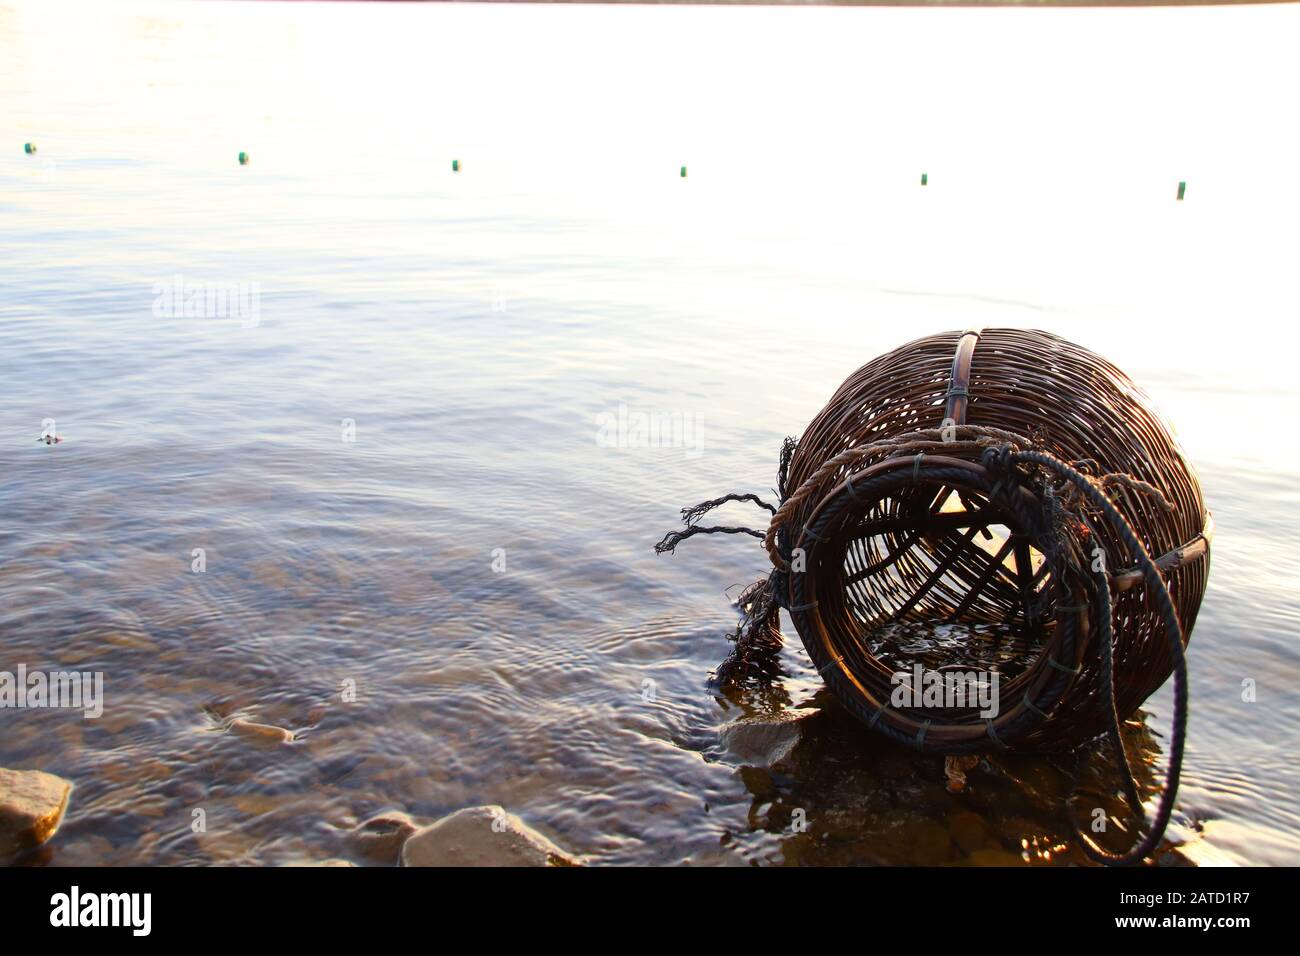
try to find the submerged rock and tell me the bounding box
[283,858,356,867]
[720,716,803,767]
[400,806,578,867]
[228,719,295,744]
[0,768,73,855]
[897,818,954,866]
[948,810,988,853]
[348,810,419,865]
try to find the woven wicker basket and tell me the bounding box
[658,327,1212,860]
[774,328,1211,752]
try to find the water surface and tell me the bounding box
[2,0,1299,865]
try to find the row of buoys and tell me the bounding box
[918,168,1189,200]
[19,145,1192,199]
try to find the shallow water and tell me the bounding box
[2,0,1299,866]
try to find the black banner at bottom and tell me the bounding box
[0,864,1280,942]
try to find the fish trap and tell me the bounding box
[657,328,1213,864]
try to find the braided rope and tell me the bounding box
[1008,447,1189,866]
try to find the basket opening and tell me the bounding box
[835,477,1056,684]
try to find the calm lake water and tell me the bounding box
[3,0,1299,866]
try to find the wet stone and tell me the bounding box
[400,805,578,867]
[738,766,778,800]
[719,716,803,768]
[0,768,73,856]
[348,810,419,865]
[228,719,295,744]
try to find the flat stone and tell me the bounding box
[228,719,295,744]
[400,806,578,867]
[0,768,73,856]
[348,810,419,865]
[719,717,802,767]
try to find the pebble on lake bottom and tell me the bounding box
[227,718,295,744]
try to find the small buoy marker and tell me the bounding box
[24,142,36,155]
[1176,180,1186,201]
[921,172,928,186]
[680,165,687,178]
[238,151,249,166]
[452,159,460,173]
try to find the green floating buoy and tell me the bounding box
[24,142,36,155]
[1176,180,1186,201]
[921,172,928,186]
[680,166,687,178]
[452,159,460,173]
[238,152,249,166]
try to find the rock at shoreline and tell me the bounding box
[719,716,803,767]
[228,719,295,744]
[348,810,419,865]
[400,805,578,867]
[0,768,73,856]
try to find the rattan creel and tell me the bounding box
[661,328,1211,754]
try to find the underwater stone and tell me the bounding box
[400,805,578,867]
[228,719,294,744]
